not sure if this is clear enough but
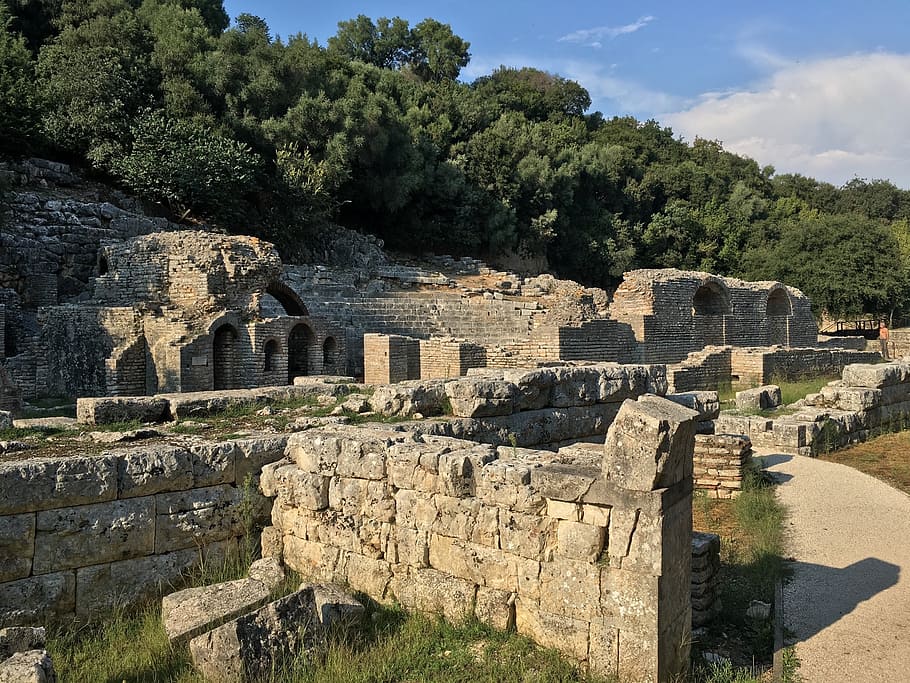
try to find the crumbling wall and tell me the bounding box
[0,436,287,625]
[265,395,696,681]
[693,434,751,499]
[729,347,879,386]
[668,348,733,393]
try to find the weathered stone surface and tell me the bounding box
[234,436,289,482]
[188,442,238,488]
[555,521,604,562]
[248,558,285,589]
[0,627,45,659]
[75,540,235,618]
[0,650,55,683]
[0,412,11,430]
[735,385,781,411]
[603,397,698,491]
[310,583,364,629]
[76,396,169,425]
[368,380,447,417]
[116,446,193,498]
[162,578,271,643]
[260,526,283,559]
[444,378,516,418]
[33,498,155,573]
[665,391,720,421]
[514,599,589,660]
[155,485,243,553]
[0,514,35,582]
[391,567,476,622]
[842,362,910,389]
[189,589,319,683]
[0,456,117,515]
[474,586,514,630]
[692,531,721,557]
[0,572,75,627]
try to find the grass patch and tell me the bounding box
[692,460,791,680]
[0,425,70,440]
[820,430,910,495]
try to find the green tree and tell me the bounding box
[0,2,39,152]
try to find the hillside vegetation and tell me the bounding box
[2,0,910,319]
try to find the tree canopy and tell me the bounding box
[0,1,907,321]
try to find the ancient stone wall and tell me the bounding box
[667,348,733,393]
[693,434,751,499]
[0,436,287,625]
[418,338,486,379]
[729,347,879,386]
[363,334,419,384]
[264,395,697,681]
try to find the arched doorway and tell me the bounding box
[692,282,730,346]
[767,288,792,346]
[213,324,238,390]
[288,324,314,383]
[322,337,338,373]
[264,339,279,372]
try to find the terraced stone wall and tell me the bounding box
[0,436,287,625]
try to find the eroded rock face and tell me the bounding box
[0,626,53,683]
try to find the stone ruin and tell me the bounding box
[0,159,881,681]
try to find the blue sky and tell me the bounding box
[223,1,910,188]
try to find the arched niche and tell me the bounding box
[264,338,280,372]
[265,281,308,317]
[212,323,239,390]
[288,323,315,382]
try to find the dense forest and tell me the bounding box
[2,0,910,321]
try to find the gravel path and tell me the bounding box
[761,451,910,682]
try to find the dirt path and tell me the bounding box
[761,451,910,682]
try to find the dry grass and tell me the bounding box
[820,431,910,495]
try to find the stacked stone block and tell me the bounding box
[693,435,751,499]
[0,436,288,624]
[363,334,419,384]
[691,532,721,627]
[418,338,486,379]
[264,395,697,682]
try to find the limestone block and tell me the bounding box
[0,455,117,515]
[76,396,169,425]
[341,553,392,599]
[276,467,330,511]
[368,380,447,417]
[556,521,605,562]
[499,511,556,561]
[281,537,342,584]
[0,627,45,659]
[287,431,342,476]
[601,567,659,632]
[514,599,589,661]
[0,514,34,582]
[581,504,611,527]
[588,620,620,678]
[188,442,238,488]
[259,526,283,560]
[0,571,75,627]
[502,368,555,411]
[116,446,193,498]
[734,385,782,411]
[429,534,524,592]
[33,498,155,573]
[248,558,285,589]
[162,578,272,643]
[234,435,289,482]
[0,650,55,683]
[444,378,516,418]
[328,478,393,521]
[474,586,514,630]
[390,567,476,622]
[842,362,910,388]
[73,540,236,619]
[437,451,474,497]
[603,397,698,491]
[550,367,599,408]
[607,507,639,566]
[335,436,387,480]
[189,589,320,683]
[665,391,720,421]
[692,531,721,558]
[155,485,243,553]
[0,412,11,430]
[546,499,580,521]
[394,489,438,529]
[539,558,601,620]
[310,583,365,629]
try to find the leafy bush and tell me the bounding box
[114,110,261,223]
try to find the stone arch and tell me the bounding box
[266,281,308,317]
[212,323,239,390]
[264,338,280,372]
[767,288,792,317]
[767,286,792,346]
[692,281,730,347]
[288,323,315,382]
[692,282,731,316]
[322,336,338,371]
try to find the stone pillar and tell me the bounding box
[363,334,419,384]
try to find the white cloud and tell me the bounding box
[664,53,910,188]
[559,16,655,48]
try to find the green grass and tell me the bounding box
[719,373,839,417]
[0,425,70,440]
[692,460,793,681]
